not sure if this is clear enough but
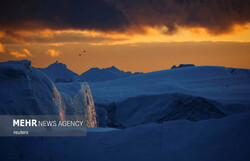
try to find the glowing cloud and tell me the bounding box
[23,48,32,57]
[0,43,4,52]
[9,49,32,58]
[45,49,61,57]
[1,23,250,46]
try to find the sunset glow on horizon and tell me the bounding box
[0,0,250,74]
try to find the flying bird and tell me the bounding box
[78,50,86,56]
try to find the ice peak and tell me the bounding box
[171,64,195,69]
[48,61,67,69]
[105,66,119,71]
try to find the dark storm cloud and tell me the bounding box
[106,0,250,34]
[0,0,128,31]
[0,0,250,34]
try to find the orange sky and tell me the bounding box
[0,24,250,74]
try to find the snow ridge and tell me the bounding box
[39,61,79,82]
[79,66,143,82]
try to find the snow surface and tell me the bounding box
[95,92,250,128]
[90,66,250,104]
[112,93,226,127]
[86,127,120,132]
[1,60,250,161]
[1,113,249,161]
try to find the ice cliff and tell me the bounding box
[0,60,97,127]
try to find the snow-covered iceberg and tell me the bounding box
[90,66,250,104]
[0,60,97,127]
[99,93,226,128]
[39,61,79,82]
[79,66,143,82]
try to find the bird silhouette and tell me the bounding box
[78,50,86,56]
